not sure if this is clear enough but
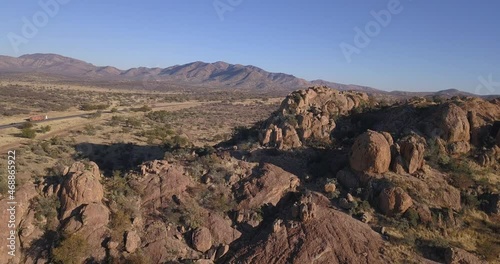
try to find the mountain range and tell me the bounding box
[0,53,492,98]
[0,53,382,92]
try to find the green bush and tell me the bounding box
[109,210,131,240]
[125,117,142,128]
[20,122,34,129]
[80,103,109,111]
[39,125,51,133]
[83,124,96,135]
[404,208,419,227]
[20,127,36,138]
[146,110,171,123]
[462,193,480,208]
[52,234,90,264]
[87,111,102,119]
[32,196,60,230]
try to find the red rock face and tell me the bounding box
[227,193,385,264]
[191,227,212,252]
[397,134,426,174]
[377,187,413,216]
[260,86,368,149]
[236,163,300,210]
[349,130,392,174]
[59,162,104,220]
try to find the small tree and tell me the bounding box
[40,125,51,133]
[20,122,34,129]
[52,234,90,264]
[20,127,36,139]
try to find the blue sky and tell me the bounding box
[1,0,499,93]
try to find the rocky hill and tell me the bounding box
[1,86,499,263]
[0,54,339,91]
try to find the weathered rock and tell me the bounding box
[205,212,241,245]
[227,200,385,263]
[397,134,426,174]
[324,182,336,193]
[273,219,284,233]
[59,162,104,220]
[131,160,193,211]
[281,123,302,149]
[415,204,432,224]
[18,209,44,251]
[447,141,471,154]
[350,130,392,174]
[435,104,471,143]
[381,131,394,145]
[425,103,471,154]
[346,193,354,203]
[61,202,110,262]
[377,187,413,216]
[299,202,317,222]
[477,146,500,167]
[444,247,485,264]
[235,209,261,227]
[192,227,212,252]
[142,221,200,263]
[107,241,118,250]
[260,86,368,149]
[383,168,461,211]
[237,163,300,209]
[215,244,230,259]
[125,230,141,253]
[360,212,372,223]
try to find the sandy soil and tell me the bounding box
[0,101,208,151]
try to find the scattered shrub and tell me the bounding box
[404,208,419,227]
[20,127,36,138]
[80,103,109,111]
[39,125,51,133]
[52,234,90,264]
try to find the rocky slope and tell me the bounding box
[1,86,499,263]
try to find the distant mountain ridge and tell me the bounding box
[0,53,372,91]
[0,53,493,98]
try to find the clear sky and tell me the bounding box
[1,0,499,94]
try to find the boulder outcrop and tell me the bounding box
[424,103,470,154]
[350,130,392,174]
[377,187,413,216]
[236,163,300,209]
[59,161,104,220]
[226,193,385,263]
[260,86,368,149]
[131,160,193,211]
[191,227,212,252]
[395,134,426,174]
[444,247,485,264]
